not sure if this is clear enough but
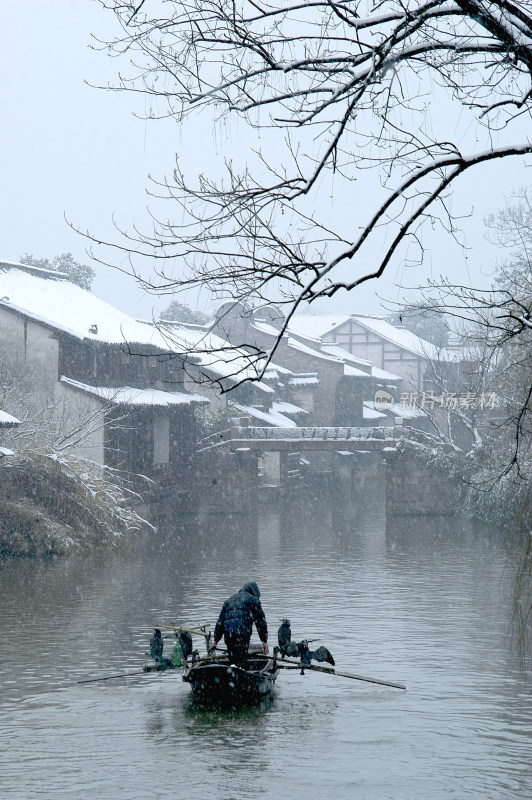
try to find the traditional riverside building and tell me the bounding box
[211,301,427,427]
[211,301,354,426]
[0,260,209,504]
[209,302,466,432]
[157,317,313,428]
[284,313,443,392]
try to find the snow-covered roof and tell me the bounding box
[0,409,20,426]
[320,343,373,372]
[252,319,343,363]
[0,446,15,457]
[0,262,190,354]
[61,377,209,407]
[320,342,401,381]
[267,363,293,376]
[272,400,308,417]
[352,316,441,360]
[389,403,426,419]
[0,259,69,279]
[256,381,276,395]
[230,402,297,428]
[364,400,426,419]
[288,373,320,387]
[288,313,457,362]
[252,319,284,337]
[344,364,371,378]
[262,365,293,384]
[287,336,342,363]
[288,314,352,340]
[158,320,273,390]
[362,403,388,420]
[371,365,401,381]
[320,343,401,381]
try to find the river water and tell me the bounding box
[1,490,530,800]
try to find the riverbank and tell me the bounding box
[0,451,150,557]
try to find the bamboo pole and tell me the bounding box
[272,656,406,690]
[78,669,152,684]
[157,624,211,636]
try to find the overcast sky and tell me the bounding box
[0,2,176,318]
[1,1,530,320]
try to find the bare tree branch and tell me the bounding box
[88,0,532,377]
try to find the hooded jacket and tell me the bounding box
[214,582,268,643]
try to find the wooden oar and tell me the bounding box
[272,655,406,690]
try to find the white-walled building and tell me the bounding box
[0,261,208,489]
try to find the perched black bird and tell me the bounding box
[178,630,193,660]
[150,629,164,663]
[311,645,335,666]
[297,640,335,667]
[277,621,336,666]
[298,640,312,667]
[278,619,291,654]
[284,641,300,657]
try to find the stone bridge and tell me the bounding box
[195,417,459,517]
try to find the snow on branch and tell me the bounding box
[89,0,532,373]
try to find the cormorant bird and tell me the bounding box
[297,640,335,667]
[284,641,300,657]
[178,630,193,660]
[278,619,292,654]
[150,629,164,663]
[311,645,335,666]
[277,621,335,666]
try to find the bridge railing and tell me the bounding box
[197,417,402,452]
[237,425,396,441]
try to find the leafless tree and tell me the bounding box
[0,348,110,454]
[403,190,532,476]
[394,267,532,656]
[0,351,60,447]
[0,351,151,554]
[424,344,496,451]
[91,0,532,357]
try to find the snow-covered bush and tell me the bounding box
[0,449,152,557]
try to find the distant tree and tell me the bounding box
[159,300,210,325]
[413,190,532,475]
[21,253,94,291]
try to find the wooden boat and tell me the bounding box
[182,653,280,706]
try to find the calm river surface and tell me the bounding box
[1,490,530,799]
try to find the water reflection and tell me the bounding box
[181,693,276,720]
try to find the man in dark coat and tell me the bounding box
[209,582,269,664]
